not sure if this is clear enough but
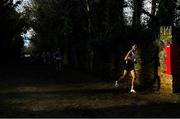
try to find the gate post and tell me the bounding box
[158,26,173,94]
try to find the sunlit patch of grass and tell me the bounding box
[0,82,180,113]
[0,82,112,94]
[4,94,146,112]
[2,90,180,113]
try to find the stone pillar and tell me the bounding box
[158,26,173,94]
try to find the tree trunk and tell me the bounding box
[132,0,143,30]
[151,0,157,16]
[157,0,177,26]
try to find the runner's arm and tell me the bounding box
[124,50,132,61]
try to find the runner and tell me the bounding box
[114,44,138,93]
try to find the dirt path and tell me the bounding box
[0,61,180,117]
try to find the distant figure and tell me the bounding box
[30,51,35,61]
[41,51,47,64]
[88,48,94,72]
[54,48,62,71]
[46,51,52,65]
[114,44,138,93]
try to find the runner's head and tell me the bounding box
[132,44,137,51]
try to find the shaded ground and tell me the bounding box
[0,60,180,117]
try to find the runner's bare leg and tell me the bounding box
[130,69,136,91]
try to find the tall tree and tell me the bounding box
[0,0,24,61]
[132,0,143,30]
[156,0,177,26]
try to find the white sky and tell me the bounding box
[124,0,152,25]
[21,28,35,47]
[13,0,32,47]
[13,0,30,12]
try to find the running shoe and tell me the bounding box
[130,89,136,93]
[114,81,119,88]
